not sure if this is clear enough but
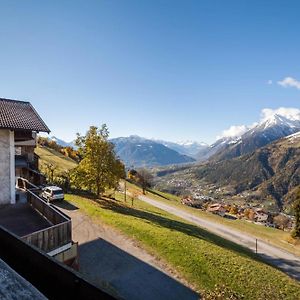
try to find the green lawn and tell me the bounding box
[65,193,300,300]
[126,183,300,257]
[35,146,78,173]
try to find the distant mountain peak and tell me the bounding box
[50,136,76,148]
[110,136,195,167]
[151,139,209,158]
[260,113,299,129]
[176,140,208,147]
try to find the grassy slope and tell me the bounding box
[65,193,300,300]
[35,146,78,173]
[126,183,300,257]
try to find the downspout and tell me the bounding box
[9,130,15,204]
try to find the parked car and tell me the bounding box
[42,186,64,202]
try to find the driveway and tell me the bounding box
[56,202,198,300]
[139,194,300,281]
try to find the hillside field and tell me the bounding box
[65,192,300,299]
[131,183,300,256]
[35,145,78,173]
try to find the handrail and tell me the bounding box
[17,176,39,190]
[17,178,72,253]
[21,220,70,239]
[27,189,71,222]
[0,226,115,299]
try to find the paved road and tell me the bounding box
[139,194,300,281]
[56,203,198,300]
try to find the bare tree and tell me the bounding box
[136,168,153,194]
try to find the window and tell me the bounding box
[15,147,22,155]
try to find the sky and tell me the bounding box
[0,0,299,144]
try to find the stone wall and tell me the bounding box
[0,130,11,205]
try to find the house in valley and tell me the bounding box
[253,208,269,224]
[207,203,226,217]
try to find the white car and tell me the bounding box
[42,186,64,202]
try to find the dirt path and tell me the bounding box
[56,204,198,300]
[139,194,300,281]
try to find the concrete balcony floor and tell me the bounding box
[0,203,51,237]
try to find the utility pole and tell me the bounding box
[124,179,127,203]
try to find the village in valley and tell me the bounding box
[154,166,296,231]
[181,195,295,231]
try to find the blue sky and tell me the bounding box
[0,0,299,144]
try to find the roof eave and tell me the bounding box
[0,127,51,133]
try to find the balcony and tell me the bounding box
[0,182,72,254]
[15,153,39,169]
[23,190,72,254]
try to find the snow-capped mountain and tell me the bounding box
[195,136,240,161]
[209,114,300,161]
[110,135,195,167]
[154,139,208,158]
[50,136,77,149]
[176,140,208,147]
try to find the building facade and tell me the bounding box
[0,98,50,205]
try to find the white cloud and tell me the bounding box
[217,125,249,139]
[278,77,300,89]
[260,107,300,121]
[267,80,273,85]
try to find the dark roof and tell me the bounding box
[0,98,50,133]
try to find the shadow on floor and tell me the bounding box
[79,238,199,300]
[0,203,51,236]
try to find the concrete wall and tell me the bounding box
[0,129,14,205]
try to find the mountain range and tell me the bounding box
[50,135,202,167]
[50,136,76,149]
[50,111,300,210]
[154,140,208,158]
[207,130,300,206]
[110,136,196,167]
[154,128,300,212]
[205,114,300,162]
[51,112,300,170]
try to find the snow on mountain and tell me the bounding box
[245,114,300,141]
[195,111,300,162]
[50,136,76,148]
[286,131,300,141]
[110,135,195,167]
[209,113,300,161]
[154,139,209,158]
[256,114,300,131]
[176,140,208,147]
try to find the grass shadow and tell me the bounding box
[91,198,262,262]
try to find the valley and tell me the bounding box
[153,131,300,214]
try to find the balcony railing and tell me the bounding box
[18,178,72,254]
[15,152,38,169]
[0,226,114,299]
